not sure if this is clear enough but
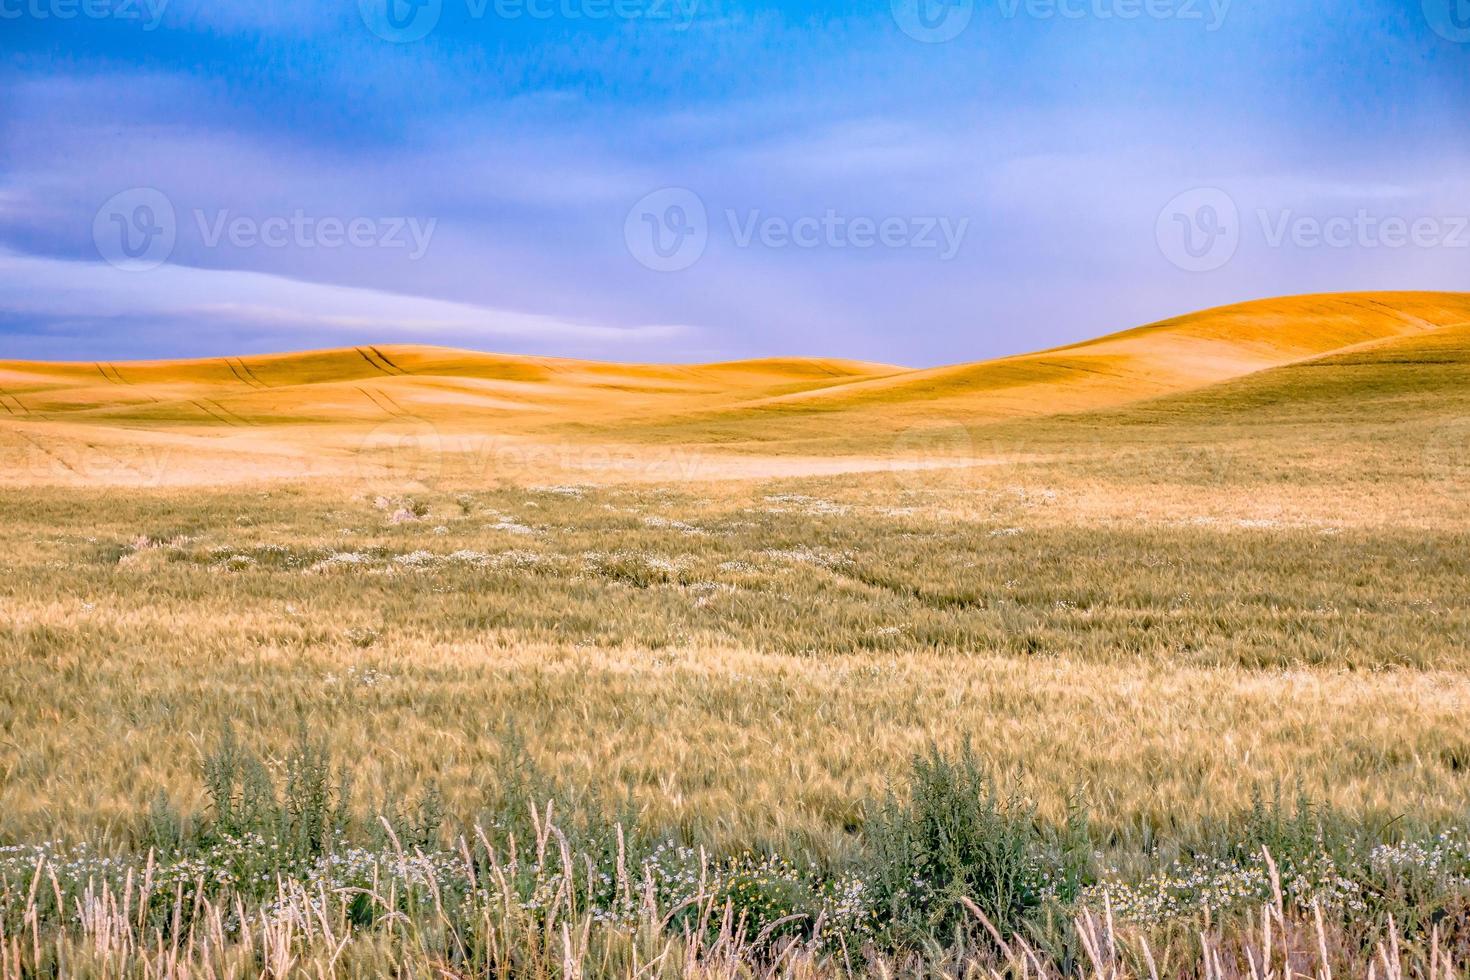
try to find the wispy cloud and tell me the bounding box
[1,1,1467,364]
[0,250,690,348]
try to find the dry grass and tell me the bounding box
[2,293,1470,975]
[3,820,1466,979]
[2,476,1469,852]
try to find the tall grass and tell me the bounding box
[5,362,1470,977]
[4,479,1470,853]
[4,735,1469,978]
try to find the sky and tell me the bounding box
[1,0,1468,366]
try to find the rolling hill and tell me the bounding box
[1,290,1467,484]
[643,292,1470,431]
[0,347,902,428]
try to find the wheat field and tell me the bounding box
[3,292,1470,976]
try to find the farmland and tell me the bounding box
[2,293,1470,976]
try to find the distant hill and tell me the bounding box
[2,291,1467,484]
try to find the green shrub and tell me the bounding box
[144,725,442,871]
[863,741,1069,943]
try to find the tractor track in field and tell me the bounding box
[191,399,247,427]
[369,346,410,375]
[356,385,417,421]
[355,346,408,377]
[225,357,271,389]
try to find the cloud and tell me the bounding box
[3,3,1469,367]
[0,249,690,348]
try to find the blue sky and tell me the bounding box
[1,0,1468,365]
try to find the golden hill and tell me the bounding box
[1097,314,1470,430]
[1,290,1467,484]
[569,291,1470,451]
[0,347,902,427]
[687,292,1470,420]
